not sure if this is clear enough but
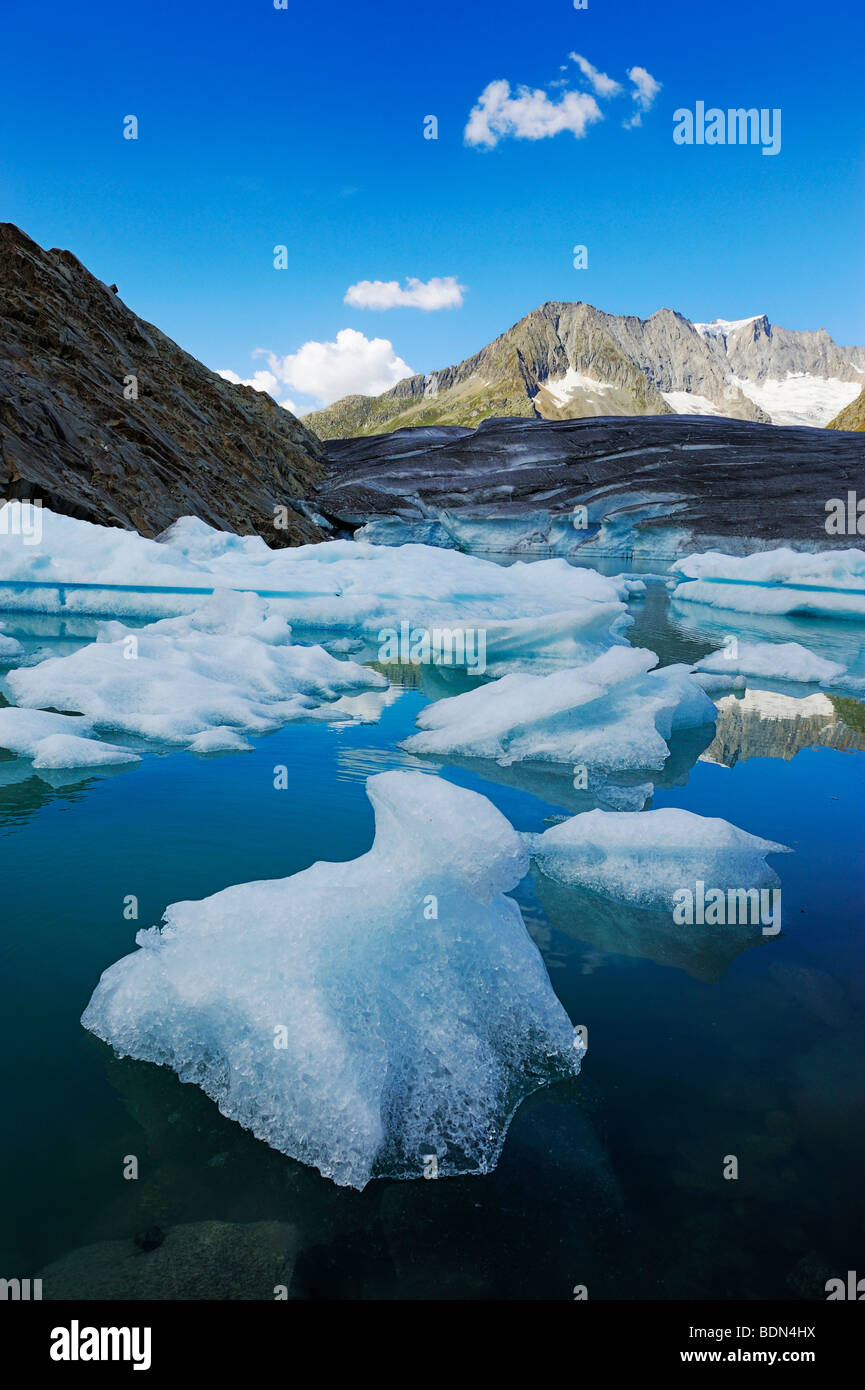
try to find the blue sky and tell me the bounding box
[2,0,863,412]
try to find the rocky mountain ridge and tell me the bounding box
[306,302,865,439]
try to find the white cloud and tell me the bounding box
[628,65,661,108]
[464,79,602,148]
[623,65,661,128]
[217,368,280,395]
[264,331,413,402]
[569,53,622,98]
[345,275,465,310]
[219,330,414,409]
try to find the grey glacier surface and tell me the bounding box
[318,414,865,556]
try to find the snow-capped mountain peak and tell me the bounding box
[693,315,765,339]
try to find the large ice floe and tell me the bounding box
[82,772,584,1190]
[527,808,790,913]
[402,647,716,778]
[672,548,865,619]
[0,505,629,641]
[5,589,388,754]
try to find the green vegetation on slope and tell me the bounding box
[828,387,865,431]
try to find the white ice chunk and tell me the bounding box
[0,706,93,755]
[0,706,139,769]
[31,734,141,769]
[81,771,582,1190]
[402,648,716,771]
[188,728,253,754]
[0,623,24,660]
[673,548,865,619]
[527,807,790,911]
[7,589,388,748]
[693,640,846,685]
[691,671,746,693]
[323,637,365,654]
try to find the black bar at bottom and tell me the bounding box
[2,1298,859,1375]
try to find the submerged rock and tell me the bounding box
[39,1220,298,1300]
[133,1226,164,1253]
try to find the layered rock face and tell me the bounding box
[0,224,326,544]
[306,303,865,439]
[318,414,865,552]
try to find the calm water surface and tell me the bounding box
[0,579,863,1299]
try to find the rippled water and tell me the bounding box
[0,582,863,1300]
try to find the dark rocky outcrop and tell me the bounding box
[318,414,865,550]
[0,223,326,544]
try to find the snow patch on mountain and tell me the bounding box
[661,391,723,417]
[535,369,619,409]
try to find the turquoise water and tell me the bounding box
[0,585,863,1299]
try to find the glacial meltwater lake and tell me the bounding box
[1,572,863,1300]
